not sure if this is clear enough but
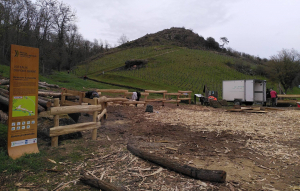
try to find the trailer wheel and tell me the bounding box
[234,99,241,105]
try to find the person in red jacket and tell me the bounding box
[270,89,277,107]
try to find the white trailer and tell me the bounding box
[222,79,266,105]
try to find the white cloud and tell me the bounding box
[51,0,300,58]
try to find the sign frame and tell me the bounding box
[8,44,39,159]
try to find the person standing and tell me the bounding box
[270,89,277,107]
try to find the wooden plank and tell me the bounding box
[178,91,192,93]
[243,110,267,113]
[178,98,192,100]
[163,100,181,103]
[50,122,100,137]
[97,109,107,121]
[123,101,146,104]
[277,94,300,98]
[96,89,128,93]
[277,100,298,103]
[82,98,96,105]
[165,93,181,96]
[125,92,149,96]
[50,105,102,115]
[52,99,60,147]
[145,90,168,93]
[105,98,128,102]
[145,99,166,102]
[265,107,285,111]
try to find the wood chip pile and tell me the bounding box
[144,106,300,171]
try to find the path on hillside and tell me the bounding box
[84,49,180,90]
[86,77,145,91]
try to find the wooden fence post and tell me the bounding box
[51,98,60,147]
[92,98,98,140]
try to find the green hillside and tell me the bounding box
[75,45,266,97]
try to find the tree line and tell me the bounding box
[0,0,110,74]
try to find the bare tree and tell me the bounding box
[266,49,300,93]
[117,34,129,45]
[52,1,76,71]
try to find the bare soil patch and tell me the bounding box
[1,103,300,190]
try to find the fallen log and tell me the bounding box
[80,172,126,191]
[127,143,226,183]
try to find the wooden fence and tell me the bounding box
[277,94,300,104]
[50,98,105,147]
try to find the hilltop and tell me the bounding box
[120,27,208,50]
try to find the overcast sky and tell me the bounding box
[58,0,300,59]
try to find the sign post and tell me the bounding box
[8,44,39,159]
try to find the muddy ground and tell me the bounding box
[1,103,300,190]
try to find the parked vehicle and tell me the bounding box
[222,79,267,105]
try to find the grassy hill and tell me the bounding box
[75,45,267,97]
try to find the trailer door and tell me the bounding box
[245,80,254,102]
[254,81,264,102]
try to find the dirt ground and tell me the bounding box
[2,102,300,190]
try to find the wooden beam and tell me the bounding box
[123,101,146,104]
[277,94,300,98]
[277,100,298,103]
[50,105,102,115]
[145,99,166,102]
[51,99,60,147]
[82,98,97,105]
[145,90,168,93]
[96,89,128,93]
[97,109,107,121]
[50,122,100,137]
[104,98,128,102]
[165,93,181,96]
[163,100,181,103]
[178,98,192,100]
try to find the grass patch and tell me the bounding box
[0,151,54,174]
[39,71,126,91]
[0,64,10,78]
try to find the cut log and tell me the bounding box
[0,95,9,106]
[80,172,126,191]
[0,110,8,123]
[0,79,9,85]
[38,91,61,98]
[38,81,59,88]
[0,88,9,95]
[38,98,52,109]
[127,143,226,183]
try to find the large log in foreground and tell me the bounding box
[127,143,226,183]
[80,172,126,191]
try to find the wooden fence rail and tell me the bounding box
[50,98,101,147]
